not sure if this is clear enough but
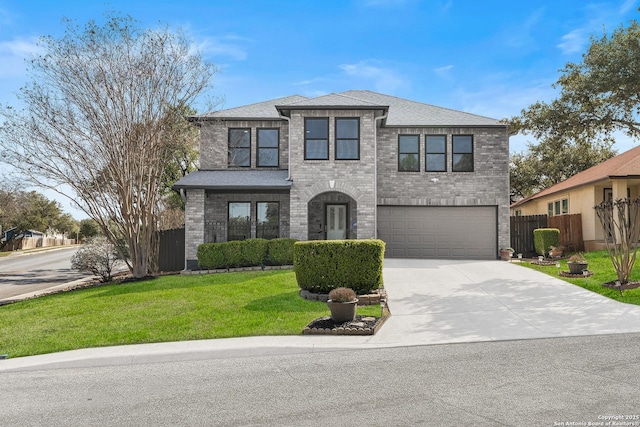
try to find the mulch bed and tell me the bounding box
[303,314,388,335]
[559,270,594,278]
[602,281,640,290]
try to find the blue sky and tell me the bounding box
[1,0,639,217]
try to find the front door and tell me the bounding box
[326,204,347,239]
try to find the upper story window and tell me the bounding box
[257,128,279,167]
[452,135,473,172]
[425,135,446,172]
[398,135,420,172]
[228,128,251,167]
[335,118,360,160]
[305,118,329,160]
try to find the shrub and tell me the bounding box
[266,238,297,265]
[328,287,357,303]
[533,228,560,256]
[197,243,226,269]
[198,238,294,269]
[71,237,123,282]
[294,239,385,294]
[568,253,586,263]
[242,239,268,266]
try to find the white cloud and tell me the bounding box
[339,61,405,93]
[619,0,637,14]
[434,64,454,79]
[195,35,249,61]
[557,29,587,55]
[556,0,639,56]
[0,37,40,79]
[0,37,40,57]
[293,77,327,86]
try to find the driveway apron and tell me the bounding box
[372,258,640,346]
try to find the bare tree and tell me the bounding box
[594,198,640,284]
[0,13,215,277]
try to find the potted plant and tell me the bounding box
[327,287,358,323]
[567,253,588,274]
[499,248,514,261]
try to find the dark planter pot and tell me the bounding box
[568,262,588,274]
[327,299,358,323]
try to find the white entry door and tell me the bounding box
[326,204,347,239]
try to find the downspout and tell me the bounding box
[278,113,292,181]
[374,109,389,239]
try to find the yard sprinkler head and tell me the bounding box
[583,269,589,286]
[555,261,560,275]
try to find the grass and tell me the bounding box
[518,250,640,305]
[0,270,382,358]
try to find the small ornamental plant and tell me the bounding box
[568,253,586,263]
[328,287,357,303]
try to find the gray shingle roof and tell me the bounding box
[173,170,291,190]
[193,90,503,127]
[195,95,308,120]
[340,90,502,126]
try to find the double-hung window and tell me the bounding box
[452,135,474,172]
[398,135,420,172]
[228,128,251,167]
[257,129,279,167]
[425,135,446,172]
[305,118,329,160]
[335,118,359,160]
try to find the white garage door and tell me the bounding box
[377,206,497,259]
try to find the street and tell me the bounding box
[0,246,89,300]
[2,333,639,426]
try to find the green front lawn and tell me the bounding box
[518,250,640,305]
[0,270,382,358]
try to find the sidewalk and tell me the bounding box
[4,259,640,372]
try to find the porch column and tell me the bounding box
[184,189,205,270]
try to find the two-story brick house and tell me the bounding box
[174,90,510,269]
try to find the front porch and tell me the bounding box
[307,191,358,240]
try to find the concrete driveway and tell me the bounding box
[374,258,640,346]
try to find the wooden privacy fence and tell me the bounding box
[548,214,584,252]
[510,215,547,257]
[2,237,75,251]
[510,213,584,256]
[158,227,185,272]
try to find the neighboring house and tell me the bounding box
[174,90,510,269]
[510,145,640,251]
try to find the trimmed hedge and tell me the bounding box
[533,228,560,256]
[266,238,297,265]
[197,238,296,269]
[293,239,385,294]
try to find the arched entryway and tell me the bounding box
[307,192,357,240]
